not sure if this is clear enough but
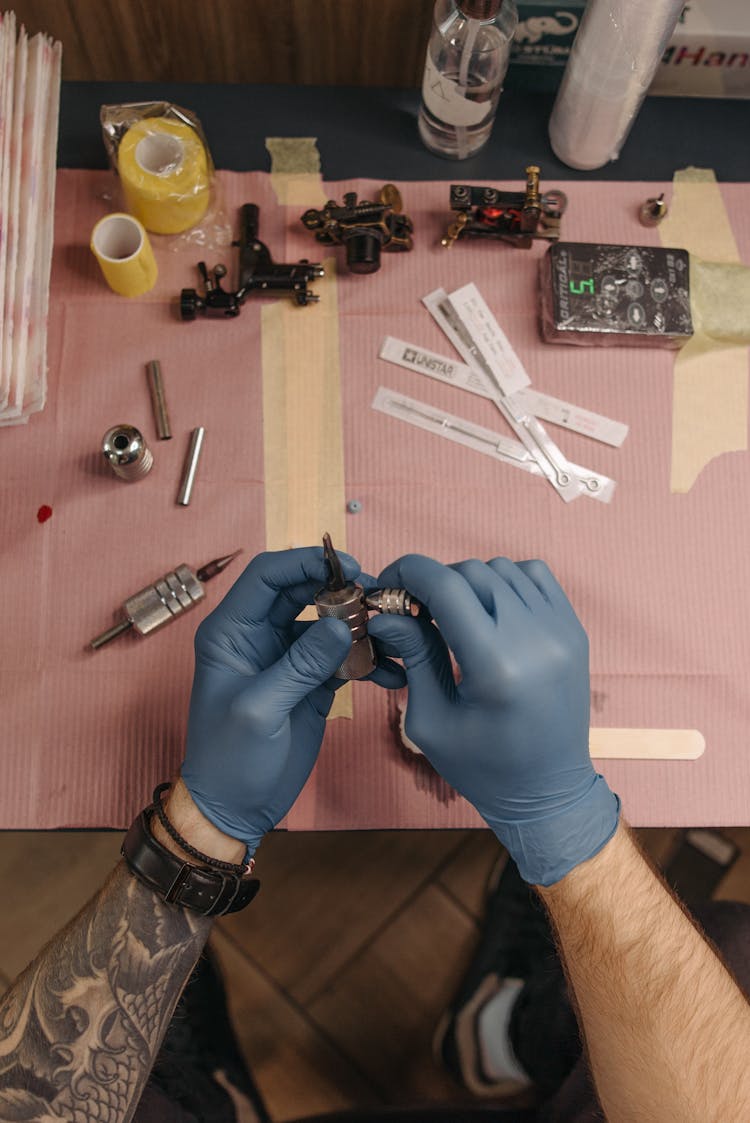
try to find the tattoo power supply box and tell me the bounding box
[540,242,694,348]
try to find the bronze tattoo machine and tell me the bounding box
[314,534,420,680]
[180,203,324,319]
[442,165,567,250]
[300,184,413,275]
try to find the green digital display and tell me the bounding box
[569,278,594,295]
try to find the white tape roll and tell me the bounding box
[548,0,684,170]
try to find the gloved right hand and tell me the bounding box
[367,555,620,887]
[181,547,361,859]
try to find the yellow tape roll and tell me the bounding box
[90,213,158,297]
[118,118,211,235]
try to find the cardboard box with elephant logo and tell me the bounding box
[510,0,585,89]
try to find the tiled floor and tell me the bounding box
[1,826,749,1121]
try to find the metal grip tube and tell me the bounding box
[365,588,420,616]
[146,360,172,439]
[314,583,376,680]
[124,564,205,637]
[177,427,205,506]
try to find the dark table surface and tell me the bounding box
[60,82,750,182]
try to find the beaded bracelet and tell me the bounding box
[151,783,254,877]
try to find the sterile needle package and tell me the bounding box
[0,12,62,426]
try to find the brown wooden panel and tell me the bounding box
[10,0,435,85]
[307,883,480,1102]
[632,826,682,869]
[712,828,750,905]
[437,830,505,920]
[218,828,466,1005]
[0,831,123,981]
[211,930,379,1118]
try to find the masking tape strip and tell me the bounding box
[590,728,705,760]
[263,136,348,717]
[261,259,351,719]
[266,137,327,206]
[659,167,748,493]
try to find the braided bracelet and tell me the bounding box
[151,783,253,876]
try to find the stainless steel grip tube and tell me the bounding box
[146,359,172,440]
[314,582,376,680]
[177,426,205,506]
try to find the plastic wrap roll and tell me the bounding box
[117,117,210,235]
[548,0,684,171]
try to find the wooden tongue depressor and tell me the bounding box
[589,728,705,760]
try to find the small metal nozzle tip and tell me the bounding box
[322,533,346,591]
[196,549,243,583]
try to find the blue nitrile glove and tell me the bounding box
[367,555,620,886]
[181,547,403,857]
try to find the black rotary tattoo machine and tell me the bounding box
[313,533,420,680]
[180,203,324,318]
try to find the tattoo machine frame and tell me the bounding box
[441,165,567,250]
[301,184,413,275]
[180,203,324,319]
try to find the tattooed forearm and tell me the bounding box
[0,861,212,1122]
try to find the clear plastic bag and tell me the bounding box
[100,101,231,250]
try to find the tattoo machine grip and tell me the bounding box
[314,583,377,680]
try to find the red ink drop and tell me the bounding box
[37,505,53,523]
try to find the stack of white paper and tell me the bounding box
[0,11,61,426]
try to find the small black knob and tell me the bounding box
[180,289,199,321]
[345,232,382,275]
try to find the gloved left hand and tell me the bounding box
[181,547,399,857]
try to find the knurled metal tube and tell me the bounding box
[90,565,207,650]
[314,583,376,680]
[123,564,205,636]
[365,588,421,617]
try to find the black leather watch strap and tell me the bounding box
[121,807,260,917]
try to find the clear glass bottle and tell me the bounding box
[418,0,518,160]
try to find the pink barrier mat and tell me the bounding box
[2,169,749,831]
